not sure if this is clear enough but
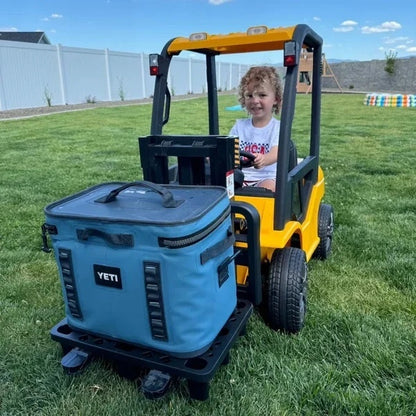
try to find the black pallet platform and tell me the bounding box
[50,299,253,400]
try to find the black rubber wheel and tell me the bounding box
[314,203,334,260]
[267,247,307,333]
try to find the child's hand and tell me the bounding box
[253,153,266,169]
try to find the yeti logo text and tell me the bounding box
[97,271,119,282]
[94,264,122,289]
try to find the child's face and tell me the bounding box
[243,80,277,123]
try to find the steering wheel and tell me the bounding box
[240,151,256,168]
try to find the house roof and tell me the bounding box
[0,32,51,44]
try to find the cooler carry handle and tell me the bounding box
[76,228,134,247]
[200,228,235,265]
[200,228,238,287]
[94,181,182,208]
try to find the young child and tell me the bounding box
[230,66,283,191]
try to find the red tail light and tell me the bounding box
[284,41,298,67]
[149,54,159,76]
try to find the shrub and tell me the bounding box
[85,95,96,104]
[384,51,398,75]
[44,87,52,107]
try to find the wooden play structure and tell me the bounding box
[297,50,342,93]
[297,50,313,93]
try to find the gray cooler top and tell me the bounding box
[45,181,230,225]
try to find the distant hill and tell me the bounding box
[265,56,414,68]
[327,56,415,63]
[326,58,356,64]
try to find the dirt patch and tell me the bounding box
[0,92,239,121]
[0,99,154,120]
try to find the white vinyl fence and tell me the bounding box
[0,40,249,111]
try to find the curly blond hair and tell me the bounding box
[238,66,283,115]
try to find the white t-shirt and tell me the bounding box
[230,117,280,181]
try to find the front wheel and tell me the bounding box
[267,247,307,334]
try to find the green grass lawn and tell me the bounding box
[0,94,415,415]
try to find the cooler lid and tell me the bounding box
[45,181,229,225]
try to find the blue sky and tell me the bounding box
[1,0,415,64]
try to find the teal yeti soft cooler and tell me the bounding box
[44,181,237,358]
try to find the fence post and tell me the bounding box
[168,70,173,96]
[217,61,221,91]
[105,48,112,101]
[0,61,7,110]
[188,56,192,94]
[56,44,67,105]
[141,53,146,98]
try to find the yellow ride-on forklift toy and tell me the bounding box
[48,24,334,401]
[140,24,334,334]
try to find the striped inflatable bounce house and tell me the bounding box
[364,93,416,107]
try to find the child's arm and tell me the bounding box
[253,146,278,169]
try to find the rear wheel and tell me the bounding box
[267,247,307,333]
[314,203,334,260]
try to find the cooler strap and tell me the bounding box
[217,249,240,287]
[200,228,235,265]
[76,228,134,247]
[41,223,57,253]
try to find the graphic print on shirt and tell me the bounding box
[240,140,270,155]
